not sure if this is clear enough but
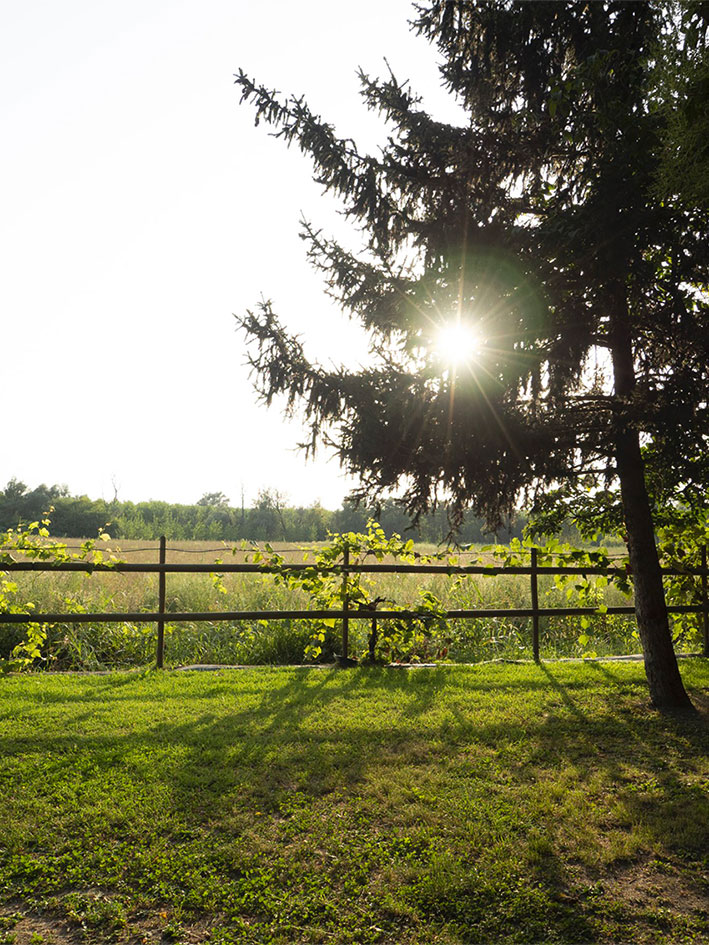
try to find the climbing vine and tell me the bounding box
[0,516,116,673]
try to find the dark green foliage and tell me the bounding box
[654,1,709,210]
[235,4,709,526]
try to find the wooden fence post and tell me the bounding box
[156,535,166,668]
[369,613,378,663]
[341,543,350,660]
[531,546,540,662]
[702,546,708,658]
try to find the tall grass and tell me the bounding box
[1,539,703,670]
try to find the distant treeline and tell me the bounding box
[0,479,527,544]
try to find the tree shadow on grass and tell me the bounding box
[435,662,709,941]
[580,661,709,859]
[3,663,708,943]
[164,664,708,937]
[7,664,707,828]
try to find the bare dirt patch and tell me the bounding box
[1,903,218,945]
[606,858,709,916]
[1,907,82,945]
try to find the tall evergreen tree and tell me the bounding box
[235,1,709,709]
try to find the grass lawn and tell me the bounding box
[1,661,707,944]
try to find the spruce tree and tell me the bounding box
[235,1,709,709]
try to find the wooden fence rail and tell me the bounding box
[2,538,708,666]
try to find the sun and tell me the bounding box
[434,321,483,367]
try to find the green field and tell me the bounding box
[4,538,697,671]
[1,661,708,944]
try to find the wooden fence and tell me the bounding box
[1,537,708,666]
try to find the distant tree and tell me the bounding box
[197,491,230,508]
[332,498,371,536]
[2,478,28,501]
[235,2,709,708]
[0,479,71,531]
[247,488,289,541]
[305,502,332,541]
[51,496,111,538]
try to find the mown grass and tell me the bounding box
[1,661,708,944]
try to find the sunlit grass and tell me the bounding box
[1,662,707,944]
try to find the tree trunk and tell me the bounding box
[615,431,694,710]
[610,285,694,711]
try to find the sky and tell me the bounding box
[1,0,463,510]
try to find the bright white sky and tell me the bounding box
[1,0,460,509]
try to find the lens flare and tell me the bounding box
[434,321,482,366]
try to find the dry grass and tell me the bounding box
[60,537,354,563]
